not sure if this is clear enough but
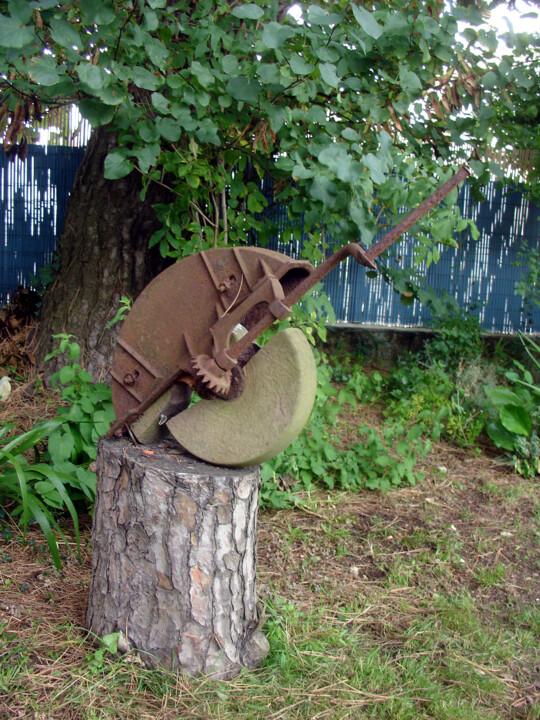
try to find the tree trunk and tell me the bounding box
[36,127,173,381]
[86,437,269,679]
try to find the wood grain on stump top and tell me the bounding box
[86,437,268,679]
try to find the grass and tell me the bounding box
[0,410,539,719]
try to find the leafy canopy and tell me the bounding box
[0,0,538,266]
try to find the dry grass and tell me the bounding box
[0,319,63,435]
[0,433,538,719]
[0,338,538,720]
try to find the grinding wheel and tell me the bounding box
[166,328,317,467]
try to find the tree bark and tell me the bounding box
[86,437,269,679]
[36,127,173,381]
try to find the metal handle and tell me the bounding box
[226,166,469,362]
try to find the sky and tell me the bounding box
[486,0,539,36]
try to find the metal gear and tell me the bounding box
[191,354,232,396]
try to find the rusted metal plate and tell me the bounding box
[111,246,313,425]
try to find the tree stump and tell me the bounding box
[86,437,269,679]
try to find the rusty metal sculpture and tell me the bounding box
[108,166,469,451]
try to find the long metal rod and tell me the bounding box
[365,165,470,261]
[226,165,469,361]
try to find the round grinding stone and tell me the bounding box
[166,328,317,467]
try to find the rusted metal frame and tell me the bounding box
[107,165,469,434]
[199,250,231,312]
[107,366,187,437]
[224,166,469,363]
[116,337,162,377]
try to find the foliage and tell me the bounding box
[425,303,483,368]
[0,0,538,280]
[0,335,115,567]
[260,352,430,506]
[43,333,115,483]
[261,301,523,507]
[485,333,540,478]
[105,296,132,330]
[514,240,540,316]
[0,418,68,567]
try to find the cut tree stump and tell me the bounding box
[86,437,269,679]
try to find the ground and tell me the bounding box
[0,416,538,719]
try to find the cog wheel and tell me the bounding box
[191,354,232,396]
[168,328,317,467]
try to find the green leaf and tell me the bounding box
[231,4,264,20]
[257,63,280,84]
[93,410,111,436]
[226,76,261,103]
[222,55,239,75]
[104,150,134,179]
[363,153,386,184]
[292,163,313,179]
[323,444,337,461]
[499,405,531,437]
[101,633,120,653]
[351,5,383,39]
[191,60,215,88]
[77,62,105,91]
[48,428,75,465]
[26,497,62,570]
[196,118,220,145]
[396,440,409,456]
[138,121,161,143]
[171,104,198,131]
[156,117,181,142]
[146,38,169,68]
[0,420,61,457]
[309,176,337,206]
[307,5,342,25]
[482,70,498,89]
[400,69,422,94]
[80,0,116,25]
[135,143,161,173]
[267,105,286,133]
[487,422,516,452]
[3,451,29,530]
[50,17,84,51]
[487,387,522,408]
[28,55,62,86]
[0,14,34,48]
[262,22,295,49]
[151,92,170,114]
[8,0,33,24]
[166,74,185,89]
[319,63,339,88]
[290,54,314,76]
[78,99,116,126]
[131,66,159,91]
[58,365,76,385]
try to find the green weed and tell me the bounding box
[0,335,115,568]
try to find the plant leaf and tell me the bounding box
[499,405,531,437]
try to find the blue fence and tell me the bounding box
[261,183,540,333]
[0,145,85,301]
[1,145,539,333]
